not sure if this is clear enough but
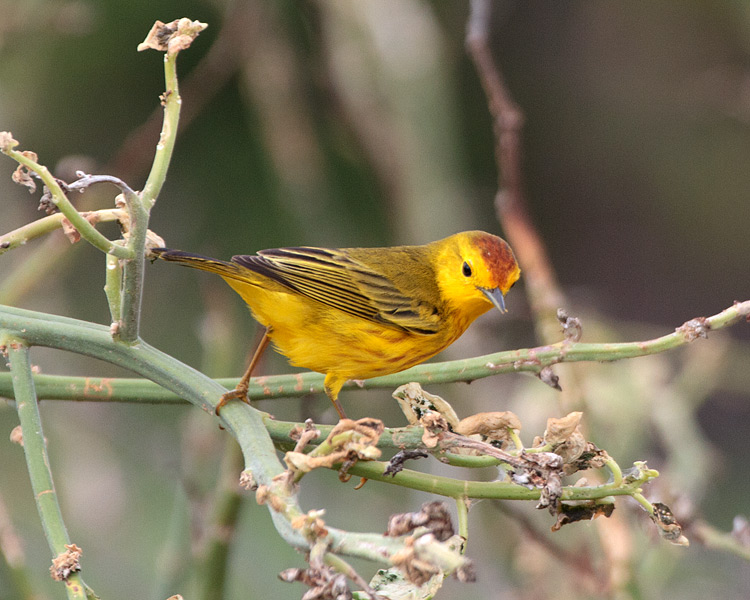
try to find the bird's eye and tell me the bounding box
[462,261,472,277]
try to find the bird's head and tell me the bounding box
[433,231,520,321]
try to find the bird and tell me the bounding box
[151,231,520,419]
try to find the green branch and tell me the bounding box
[0,303,475,574]
[2,300,747,405]
[140,49,181,210]
[5,337,91,599]
[340,459,653,502]
[0,208,125,256]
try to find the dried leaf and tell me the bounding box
[455,411,521,446]
[12,155,38,193]
[290,509,328,537]
[510,452,564,513]
[386,502,455,541]
[420,412,449,448]
[392,382,460,429]
[551,501,615,531]
[650,502,689,547]
[60,218,81,244]
[137,18,208,54]
[278,564,350,599]
[145,228,166,250]
[284,418,383,479]
[564,441,610,475]
[544,412,583,445]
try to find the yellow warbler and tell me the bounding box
[152,231,520,418]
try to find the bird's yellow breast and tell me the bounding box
[222,276,471,381]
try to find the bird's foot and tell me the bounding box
[215,385,250,416]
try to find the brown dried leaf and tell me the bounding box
[290,509,328,538]
[137,18,208,54]
[551,501,615,531]
[386,501,455,541]
[544,412,583,445]
[390,544,441,587]
[145,229,166,249]
[651,502,689,547]
[455,411,521,445]
[284,418,383,477]
[60,218,81,244]
[420,412,449,448]
[392,382,460,429]
[566,442,610,475]
[556,430,587,470]
[278,564,350,599]
[12,155,38,193]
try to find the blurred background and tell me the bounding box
[1,1,749,598]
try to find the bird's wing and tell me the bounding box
[231,247,440,335]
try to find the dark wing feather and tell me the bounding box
[231,247,440,334]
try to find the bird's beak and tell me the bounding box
[480,287,507,313]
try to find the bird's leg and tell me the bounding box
[324,375,348,420]
[215,327,271,416]
[330,397,347,420]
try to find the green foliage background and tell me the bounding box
[1,1,749,598]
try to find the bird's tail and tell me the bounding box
[151,248,245,280]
